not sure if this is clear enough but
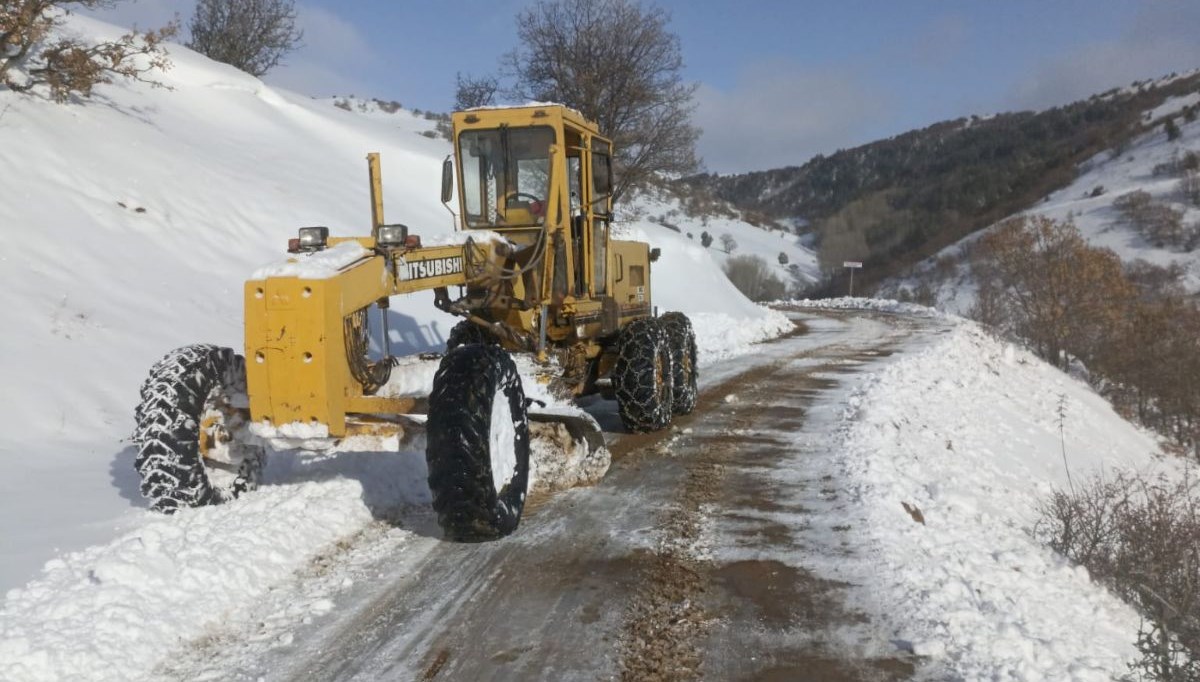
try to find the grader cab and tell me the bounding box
[132,105,698,540]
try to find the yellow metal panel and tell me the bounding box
[247,256,390,437]
[609,240,651,309]
[368,152,385,231]
[344,395,419,415]
[245,242,477,437]
[393,245,469,293]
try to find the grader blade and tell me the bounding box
[525,407,612,492]
[528,408,607,456]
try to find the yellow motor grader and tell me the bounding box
[132,105,698,540]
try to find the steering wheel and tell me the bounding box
[505,192,545,217]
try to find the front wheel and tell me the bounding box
[426,345,530,541]
[133,345,264,513]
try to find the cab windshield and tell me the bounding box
[459,126,554,229]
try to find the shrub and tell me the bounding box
[1166,117,1182,141]
[723,254,787,302]
[1037,471,1200,680]
[1114,190,1187,249]
[1,0,176,102]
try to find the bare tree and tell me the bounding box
[504,0,700,202]
[1,0,177,102]
[719,232,736,253]
[454,71,497,110]
[187,0,302,77]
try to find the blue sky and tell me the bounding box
[92,1,1200,174]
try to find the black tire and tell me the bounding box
[612,317,674,433]
[660,312,699,415]
[426,344,530,541]
[133,345,264,513]
[446,319,499,351]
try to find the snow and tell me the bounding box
[249,240,370,279]
[0,479,380,682]
[622,192,821,291]
[1,12,1188,682]
[489,387,519,494]
[828,313,1180,679]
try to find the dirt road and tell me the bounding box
[178,310,944,681]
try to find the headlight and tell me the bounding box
[377,224,409,247]
[297,226,329,250]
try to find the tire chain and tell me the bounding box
[612,317,675,433]
[660,312,698,415]
[445,319,499,351]
[132,344,261,513]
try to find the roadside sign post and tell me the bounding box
[843,261,863,297]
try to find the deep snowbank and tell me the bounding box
[835,317,1179,679]
[0,479,385,682]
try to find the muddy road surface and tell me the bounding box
[182,310,948,681]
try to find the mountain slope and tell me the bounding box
[687,70,1200,292]
[884,91,1200,311]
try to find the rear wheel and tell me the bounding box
[426,344,530,541]
[133,345,264,513]
[661,312,698,415]
[612,317,674,433]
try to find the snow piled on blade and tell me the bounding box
[837,321,1177,679]
[0,480,380,682]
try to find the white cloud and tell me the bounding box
[1009,3,1200,111]
[693,62,886,175]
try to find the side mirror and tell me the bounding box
[649,247,661,262]
[441,156,454,204]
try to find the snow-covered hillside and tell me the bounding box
[0,15,786,593]
[624,192,821,291]
[887,91,1200,312]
